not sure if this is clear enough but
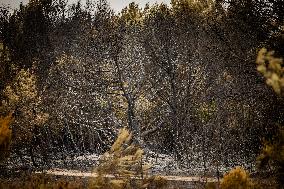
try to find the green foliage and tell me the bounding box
[198,100,216,123]
[171,0,214,15]
[120,2,143,26]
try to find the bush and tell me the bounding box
[0,113,13,162]
[89,128,167,189]
[220,167,255,189]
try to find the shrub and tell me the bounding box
[89,128,167,189]
[220,167,255,189]
[0,113,13,162]
[256,48,284,188]
[257,127,284,187]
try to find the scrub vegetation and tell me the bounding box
[0,0,283,188]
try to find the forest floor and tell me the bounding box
[42,168,217,182]
[3,149,250,177]
[44,150,228,177]
[1,150,276,189]
[39,169,217,189]
[1,150,219,189]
